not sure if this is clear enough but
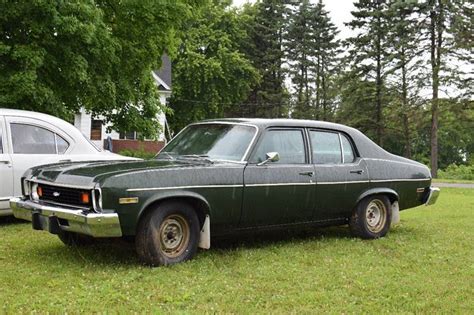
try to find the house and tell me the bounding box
[74,55,172,154]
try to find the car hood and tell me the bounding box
[28,159,212,188]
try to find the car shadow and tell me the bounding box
[0,216,27,226]
[211,225,352,251]
[29,225,353,267]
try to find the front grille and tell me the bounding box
[38,183,92,209]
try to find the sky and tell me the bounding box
[231,0,356,39]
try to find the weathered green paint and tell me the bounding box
[20,119,434,237]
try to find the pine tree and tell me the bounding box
[311,0,341,121]
[385,0,421,158]
[417,0,473,177]
[285,0,314,119]
[345,0,392,145]
[240,0,289,118]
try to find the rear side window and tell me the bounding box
[11,123,69,154]
[252,129,306,164]
[341,134,355,163]
[310,131,341,164]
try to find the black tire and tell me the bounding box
[349,195,391,239]
[135,201,200,266]
[58,231,95,246]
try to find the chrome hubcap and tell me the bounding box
[159,215,189,258]
[366,200,387,233]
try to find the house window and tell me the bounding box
[119,131,137,140]
[90,120,102,141]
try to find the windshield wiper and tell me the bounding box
[178,154,214,164]
[156,151,176,161]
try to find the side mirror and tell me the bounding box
[257,152,280,166]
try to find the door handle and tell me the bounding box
[350,169,364,174]
[59,159,72,163]
[299,171,314,177]
[0,160,12,168]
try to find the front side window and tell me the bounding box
[11,123,69,154]
[159,124,256,161]
[252,129,306,164]
[310,130,342,164]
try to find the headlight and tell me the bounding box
[93,184,102,212]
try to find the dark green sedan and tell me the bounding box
[11,119,440,266]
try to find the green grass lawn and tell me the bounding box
[1,188,473,313]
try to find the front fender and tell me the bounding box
[136,190,211,224]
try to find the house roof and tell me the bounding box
[152,54,172,91]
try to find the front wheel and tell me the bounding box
[349,195,391,239]
[135,201,200,266]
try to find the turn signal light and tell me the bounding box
[81,192,90,204]
[37,186,43,197]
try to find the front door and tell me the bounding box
[241,128,316,226]
[6,116,71,197]
[309,129,369,220]
[0,117,14,210]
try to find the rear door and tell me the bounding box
[0,116,14,210]
[309,129,369,220]
[5,116,72,197]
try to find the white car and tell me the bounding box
[0,109,136,215]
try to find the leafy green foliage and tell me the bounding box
[438,164,474,181]
[118,148,155,160]
[0,0,202,138]
[168,1,260,132]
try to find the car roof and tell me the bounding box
[0,108,73,129]
[0,108,102,153]
[202,118,358,134]
[201,118,415,162]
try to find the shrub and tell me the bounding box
[118,148,156,160]
[438,164,474,180]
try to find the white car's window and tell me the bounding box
[11,123,69,154]
[252,129,306,164]
[55,134,69,154]
[341,134,355,163]
[310,130,342,164]
[0,124,3,154]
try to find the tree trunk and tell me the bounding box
[430,2,443,178]
[375,14,383,146]
[401,47,411,158]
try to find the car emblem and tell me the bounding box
[53,192,60,197]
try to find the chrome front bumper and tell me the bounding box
[10,198,122,238]
[425,187,440,206]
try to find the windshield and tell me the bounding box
[158,123,256,162]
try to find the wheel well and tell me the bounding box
[357,189,399,206]
[384,193,398,204]
[138,196,209,230]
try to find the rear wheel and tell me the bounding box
[58,231,95,246]
[349,195,391,239]
[135,201,200,266]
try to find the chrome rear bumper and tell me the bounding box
[425,187,440,206]
[10,197,122,238]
